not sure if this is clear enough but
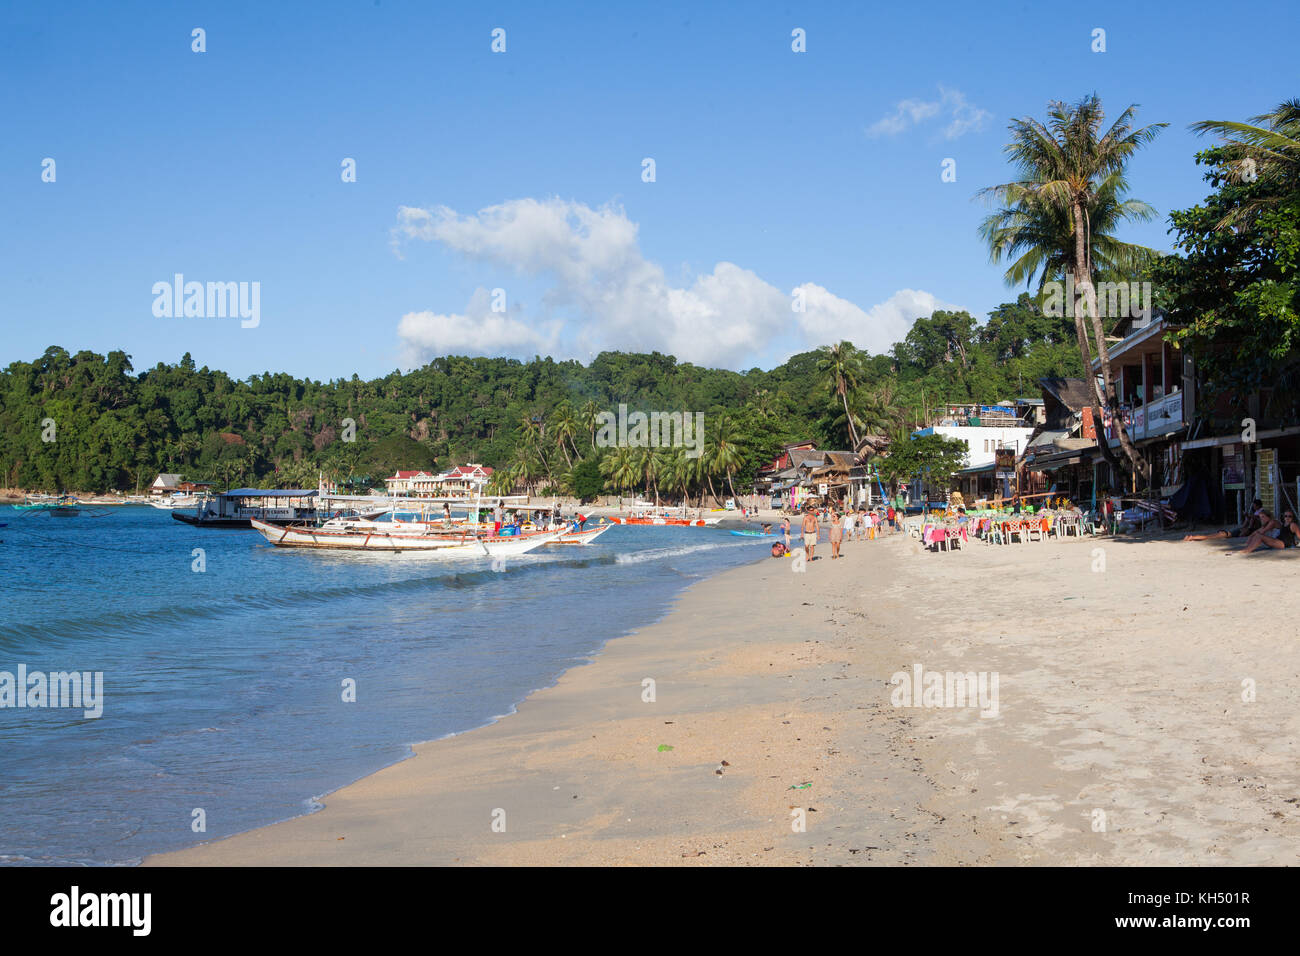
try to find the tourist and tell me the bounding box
[1184,499,1265,541]
[781,516,791,549]
[829,510,844,559]
[842,508,856,544]
[801,507,820,561]
[886,503,897,532]
[1233,508,1298,555]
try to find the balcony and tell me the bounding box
[1102,390,1187,444]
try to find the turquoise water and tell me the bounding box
[0,506,761,865]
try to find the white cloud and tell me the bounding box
[868,86,991,140]
[794,286,963,355]
[396,287,560,364]
[394,198,961,368]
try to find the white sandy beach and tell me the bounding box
[148,526,1300,866]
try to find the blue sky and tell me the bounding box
[2,0,1293,380]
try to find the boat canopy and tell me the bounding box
[221,488,319,497]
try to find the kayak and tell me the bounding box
[730,529,773,537]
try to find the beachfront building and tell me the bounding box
[411,464,494,498]
[383,470,431,495]
[754,442,823,509]
[151,473,182,495]
[1134,310,1300,526]
[1090,313,1193,502]
[802,451,869,507]
[150,473,213,496]
[918,400,1039,505]
[1022,377,1099,505]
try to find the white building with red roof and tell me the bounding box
[385,465,493,498]
[383,469,430,495]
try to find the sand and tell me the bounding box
[147,524,1300,866]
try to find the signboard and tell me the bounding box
[1258,448,1277,514]
[817,483,828,496]
[1222,445,1245,490]
[994,448,1016,470]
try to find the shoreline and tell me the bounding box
[148,527,1300,866]
[148,529,957,866]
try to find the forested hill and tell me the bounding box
[0,293,1081,493]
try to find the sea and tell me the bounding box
[0,505,764,865]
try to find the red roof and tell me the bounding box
[450,465,493,477]
[388,470,423,479]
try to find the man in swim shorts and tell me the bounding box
[801,507,820,561]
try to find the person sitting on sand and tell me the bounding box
[828,510,844,559]
[1234,508,1300,555]
[801,507,820,561]
[1184,499,1265,541]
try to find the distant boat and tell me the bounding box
[15,495,82,516]
[608,515,719,526]
[249,518,563,555]
[149,493,207,511]
[172,489,319,528]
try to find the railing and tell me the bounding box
[1102,390,1185,443]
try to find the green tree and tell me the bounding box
[1190,98,1300,228]
[979,95,1165,483]
[877,433,969,491]
[816,342,865,447]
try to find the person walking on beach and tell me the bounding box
[841,508,855,545]
[829,510,844,559]
[781,516,791,549]
[801,507,820,561]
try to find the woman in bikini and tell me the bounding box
[828,510,844,559]
[1234,509,1300,555]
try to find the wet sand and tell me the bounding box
[148,526,1300,866]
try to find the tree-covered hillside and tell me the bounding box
[0,294,1082,495]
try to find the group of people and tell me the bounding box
[1184,498,1300,554]
[772,502,900,561]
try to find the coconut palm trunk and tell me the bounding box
[1070,200,1148,485]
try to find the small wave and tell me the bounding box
[613,539,753,565]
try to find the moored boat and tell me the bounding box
[608,515,719,526]
[173,489,318,528]
[249,518,563,555]
[548,523,613,545]
[149,493,208,511]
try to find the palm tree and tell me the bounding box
[599,447,638,508]
[1190,98,1300,228]
[662,449,692,507]
[579,400,601,451]
[856,382,902,440]
[978,95,1166,482]
[711,415,745,503]
[550,402,580,468]
[816,342,864,448]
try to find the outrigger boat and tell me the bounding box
[149,492,209,511]
[608,514,719,526]
[249,518,563,555]
[13,495,103,518]
[312,499,614,546]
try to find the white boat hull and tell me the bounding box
[548,523,613,545]
[249,518,561,555]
